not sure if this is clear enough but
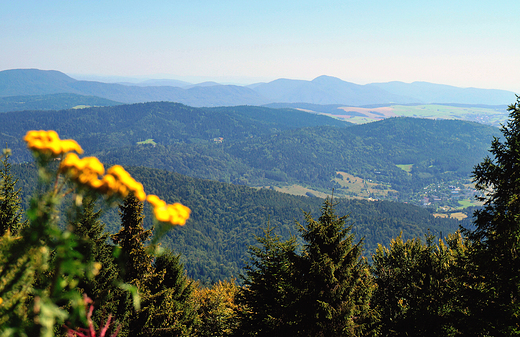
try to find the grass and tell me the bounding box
[450,212,468,220]
[333,171,398,199]
[137,139,157,146]
[268,171,398,201]
[272,185,330,198]
[391,105,508,127]
[433,212,468,220]
[396,164,413,173]
[457,198,482,209]
[321,104,508,126]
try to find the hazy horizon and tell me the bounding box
[3,1,520,92]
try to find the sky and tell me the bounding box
[2,0,520,92]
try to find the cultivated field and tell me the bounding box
[319,104,508,126]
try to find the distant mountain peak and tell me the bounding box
[312,75,345,83]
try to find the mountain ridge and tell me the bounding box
[0,68,516,106]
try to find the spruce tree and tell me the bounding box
[111,193,154,336]
[0,151,25,236]
[237,225,300,336]
[145,251,199,336]
[111,193,153,284]
[238,198,376,336]
[296,197,375,337]
[72,195,120,329]
[465,96,520,334]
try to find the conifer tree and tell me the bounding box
[237,225,300,336]
[296,197,376,337]
[238,198,376,336]
[72,195,120,329]
[145,251,199,336]
[0,151,25,236]
[111,193,153,284]
[372,232,467,336]
[465,96,520,334]
[111,193,154,336]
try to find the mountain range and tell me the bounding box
[0,69,516,107]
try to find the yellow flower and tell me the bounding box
[148,195,191,226]
[104,165,146,201]
[147,195,166,207]
[24,130,83,156]
[26,131,191,226]
[60,154,107,192]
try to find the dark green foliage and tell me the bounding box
[238,199,376,336]
[145,251,199,336]
[0,102,348,164]
[0,152,25,236]
[111,194,154,336]
[0,232,36,332]
[70,195,121,330]
[237,226,300,336]
[296,198,375,336]
[111,194,153,284]
[0,101,497,200]
[11,163,462,283]
[0,93,122,113]
[371,232,467,336]
[464,96,520,335]
[111,194,199,337]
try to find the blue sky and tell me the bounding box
[2,0,520,91]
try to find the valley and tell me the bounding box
[0,70,508,282]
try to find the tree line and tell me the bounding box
[6,160,463,283]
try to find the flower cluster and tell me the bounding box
[24,130,83,156]
[60,153,146,202]
[147,195,191,226]
[25,130,190,226]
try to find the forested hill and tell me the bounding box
[94,117,497,198]
[11,162,463,283]
[0,101,348,163]
[0,93,122,112]
[0,102,498,200]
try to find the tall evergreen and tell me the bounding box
[296,197,375,337]
[145,251,199,336]
[465,96,520,334]
[0,151,25,236]
[237,225,300,336]
[111,193,153,284]
[237,198,376,336]
[111,193,154,336]
[72,195,120,329]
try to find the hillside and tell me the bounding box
[0,69,516,107]
[0,102,498,209]
[0,102,349,163]
[250,75,417,105]
[0,93,122,112]
[10,162,463,283]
